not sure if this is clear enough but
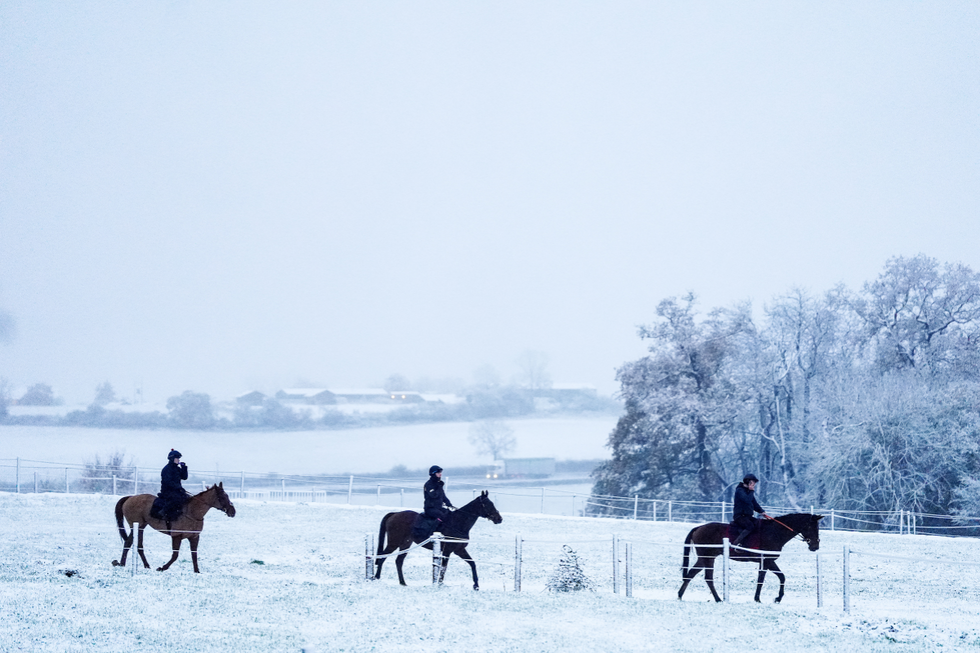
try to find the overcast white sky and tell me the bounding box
[1,2,978,404]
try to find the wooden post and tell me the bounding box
[133,466,138,494]
[668,500,672,522]
[514,535,522,592]
[432,534,443,585]
[722,537,730,602]
[65,468,69,494]
[612,534,620,594]
[365,534,373,581]
[843,546,851,614]
[112,474,117,495]
[347,475,353,504]
[625,541,633,598]
[633,495,638,520]
[815,552,822,608]
[240,471,245,498]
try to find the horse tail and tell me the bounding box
[377,513,392,556]
[114,496,130,541]
[681,526,697,574]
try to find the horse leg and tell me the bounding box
[136,525,151,569]
[157,536,183,572]
[437,545,452,585]
[456,545,479,590]
[702,557,723,603]
[189,534,201,573]
[374,541,401,580]
[765,559,786,603]
[754,559,767,603]
[395,549,410,586]
[679,555,714,601]
[112,521,134,567]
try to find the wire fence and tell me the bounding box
[3,456,980,537]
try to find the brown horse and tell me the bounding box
[677,513,822,603]
[111,483,236,573]
[374,490,502,589]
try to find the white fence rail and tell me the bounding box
[3,456,980,537]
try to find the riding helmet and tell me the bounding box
[743,473,759,484]
[429,465,443,475]
[168,449,183,461]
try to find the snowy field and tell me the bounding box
[0,416,616,476]
[3,492,980,652]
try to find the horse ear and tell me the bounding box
[219,482,223,488]
[815,514,824,520]
[482,490,488,497]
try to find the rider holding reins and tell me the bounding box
[731,473,769,549]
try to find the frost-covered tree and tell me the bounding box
[468,419,516,460]
[514,350,552,390]
[93,381,116,406]
[18,383,58,406]
[166,391,214,429]
[546,545,595,592]
[592,256,980,526]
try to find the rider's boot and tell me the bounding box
[731,529,749,548]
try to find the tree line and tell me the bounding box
[591,254,980,524]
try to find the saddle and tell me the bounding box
[150,496,184,522]
[411,514,443,541]
[727,519,762,551]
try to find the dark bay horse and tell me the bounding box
[374,490,502,589]
[677,513,822,603]
[111,483,236,573]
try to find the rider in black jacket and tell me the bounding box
[423,465,454,527]
[158,449,190,532]
[731,474,769,548]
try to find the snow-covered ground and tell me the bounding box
[3,492,980,652]
[0,416,616,475]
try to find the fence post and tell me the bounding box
[625,541,633,598]
[241,471,245,498]
[377,485,381,504]
[131,523,139,577]
[113,474,117,495]
[432,534,443,585]
[633,495,638,520]
[16,457,20,493]
[572,494,576,516]
[612,534,620,594]
[721,500,726,523]
[365,534,374,581]
[34,471,38,494]
[722,537,730,602]
[347,475,353,504]
[815,552,822,608]
[540,488,545,514]
[134,466,138,494]
[65,468,69,493]
[668,500,672,522]
[281,478,286,500]
[843,546,851,614]
[400,488,404,507]
[830,509,835,531]
[514,535,522,592]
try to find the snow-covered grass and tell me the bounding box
[3,492,980,652]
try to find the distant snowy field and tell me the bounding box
[3,492,980,652]
[0,416,617,475]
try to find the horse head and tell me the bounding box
[476,490,503,524]
[780,513,822,551]
[209,482,237,518]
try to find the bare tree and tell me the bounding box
[515,350,552,390]
[468,419,517,460]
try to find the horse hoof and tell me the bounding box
[774,598,782,604]
[155,567,165,572]
[473,585,479,591]
[111,560,121,567]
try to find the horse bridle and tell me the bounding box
[454,494,498,521]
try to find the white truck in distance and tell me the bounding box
[487,457,556,479]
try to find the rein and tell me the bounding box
[765,514,810,545]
